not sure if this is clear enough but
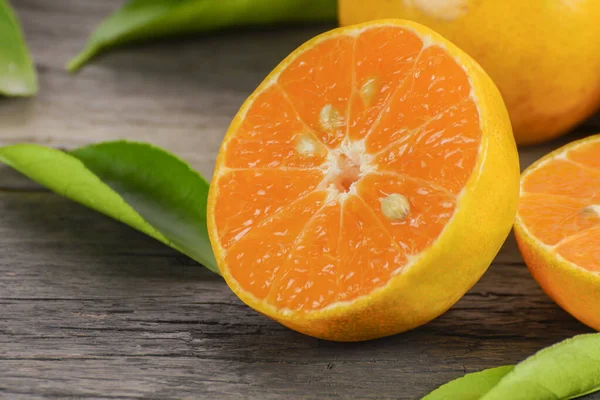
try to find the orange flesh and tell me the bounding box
[213,26,482,311]
[520,140,600,272]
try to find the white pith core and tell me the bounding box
[318,138,376,200]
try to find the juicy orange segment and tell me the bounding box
[349,26,423,141]
[224,190,328,300]
[337,195,406,302]
[365,46,472,153]
[213,169,324,249]
[522,159,600,201]
[208,20,519,341]
[518,194,600,246]
[355,173,456,257]
[269,201,341,310]
[224,85,328,169]
[278,35,355,148]
[373,98,480,194]
[556,227,600,273]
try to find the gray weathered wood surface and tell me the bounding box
[1,1,600,399]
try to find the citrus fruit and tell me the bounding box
[207,20,519,341]
[515,134,600,331]
[339,1,600,145]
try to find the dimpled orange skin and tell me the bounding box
[339,1,600,145]
[207,20,520,342]
[515,134,600,331]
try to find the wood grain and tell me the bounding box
[1,0,600,399]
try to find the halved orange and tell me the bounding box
[207,20,519,341]
[515,134,600,331]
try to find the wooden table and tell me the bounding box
[1,1,600,399]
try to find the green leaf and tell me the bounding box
[68,0,338,72]
[0,0,37,96]
[481,333,600,400]
[422,366,514,400]
[0,141,218,273]
[422,334,600,400]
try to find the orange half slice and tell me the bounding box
[208,20,519,341]
[516,134,600,331]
